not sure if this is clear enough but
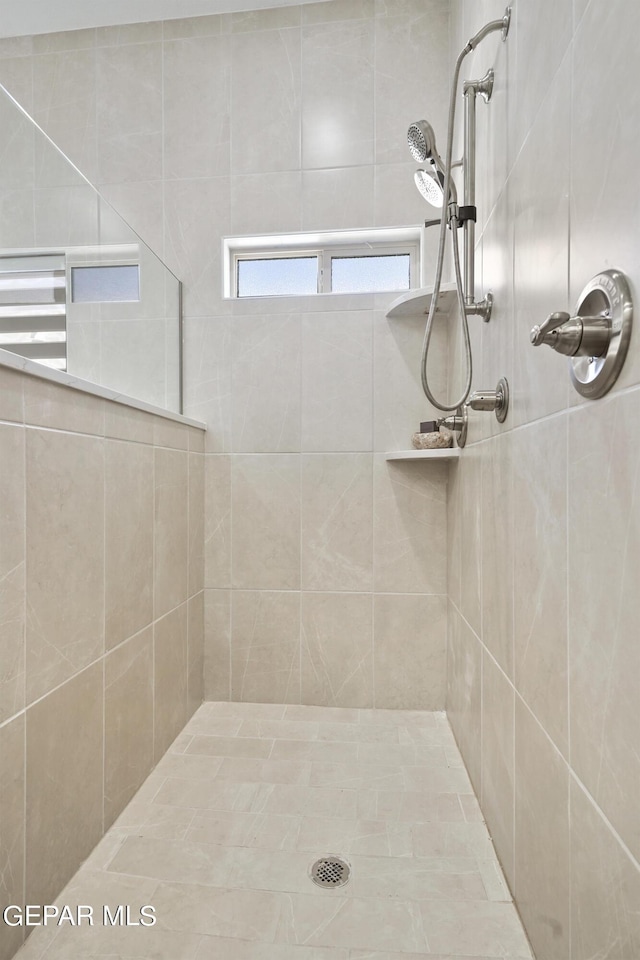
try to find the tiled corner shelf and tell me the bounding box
[385,282,457,319]
[385,448,460,461]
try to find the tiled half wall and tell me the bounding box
[0,366,204,960]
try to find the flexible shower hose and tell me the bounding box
[420,40,476,413]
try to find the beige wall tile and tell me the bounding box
[570,779,640,959]
[97,179,164,254]
[183,316,233,451]
[105,439,153,650]
[301,310,372,453]
[568,391,640,862]
[0,367,24,424]
[104,627,154,828]
[374,593,446,710]
[97,21,162,45]
[23,377,104,435]
[26,662,104,907]
[96,41,162,183]
[231,314,301,453]
[26,429,104,703]
[373,456,447,594]
[301,453,372,591]
[204,589,231,701]
[301,592,373,707]
[301,166,374,230]
[232,5,301,31]
[154,447,189,619]
[233,455,300,590]
[570,0,640,394]
[0,423,25,723]
[188,592,205,715]
[0,85,34,190]
[230,171,302,235]
[231,591,300,704]
[32,28,96,53]
[513,416,568,756]
[104,399,155,444]
[446,602,481,794]
[231,28,301,175]
[514,698,570,960]
[301,20,373,170]
[458,445,482,638]
[204,455,231,589]
[189,451,205,596]
[32,48,98,185]
[373,0,449,166]
[0,715,25,960]
[512,0,572,158]
[164,180,231,320]
[163,14,224,40]
[480,432,513,677]
[481,650,515,890]
[373,307,448,452]
[154,602,189,761]
[511,53,570,428]
[163,36,230,180]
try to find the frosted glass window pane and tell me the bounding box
[331,254,410,293]
[71,265,140,302]
[237,257,318,297]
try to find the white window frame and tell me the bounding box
[223,227,424,299]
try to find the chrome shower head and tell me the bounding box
[407,120,439,164]
[414,168,445,208]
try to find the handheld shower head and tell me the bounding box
[414,168,445,208]
[407,120,439,164]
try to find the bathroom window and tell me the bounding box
[224,228,421,299]
[71,264,140,303]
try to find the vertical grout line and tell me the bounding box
[297,313,302,707]
[186,450,191,721]
[101,436,106,836]
[566,29,574,960]
[152,444,156,760]
[510,411,517,895]
[22,416,27,934]
[370,304,376,710]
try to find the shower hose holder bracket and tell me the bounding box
[456,205,477,225]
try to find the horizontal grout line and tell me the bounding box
[204,588,447,594]
[0,591,204,733]
[0,416,201,452]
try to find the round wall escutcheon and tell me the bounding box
[569,269,633,399]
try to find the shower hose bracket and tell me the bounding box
[456,205,477,225]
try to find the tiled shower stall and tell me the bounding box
[0,0,639,957]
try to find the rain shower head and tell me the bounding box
[414,168,445,208]
[407,120,439,164]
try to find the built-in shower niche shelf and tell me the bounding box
[385,447,460,461]
[385,282,457,319]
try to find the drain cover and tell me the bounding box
[310,856,351,888]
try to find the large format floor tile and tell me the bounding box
[14,702,533,960]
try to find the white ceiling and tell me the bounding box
[0,0,311,38]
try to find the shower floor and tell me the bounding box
[16,702,533,960]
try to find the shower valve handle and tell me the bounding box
[530,311,610,358]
